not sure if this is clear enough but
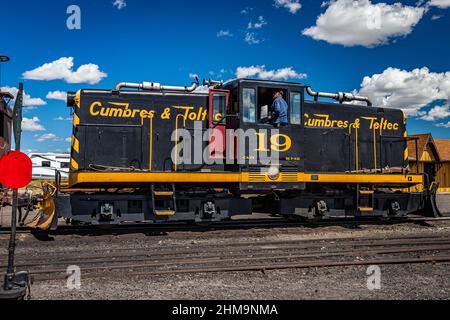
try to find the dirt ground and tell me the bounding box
[32,263,450,300]
[438,193,450,215]
[0,219,447,300]
[0,195,449,300]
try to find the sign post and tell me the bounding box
[0,83,32,300]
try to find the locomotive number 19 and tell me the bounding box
[255,133,292,152]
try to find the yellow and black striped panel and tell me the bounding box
[70,91,81,171]
[403,112,409,164]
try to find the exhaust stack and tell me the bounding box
[306,86,372,107]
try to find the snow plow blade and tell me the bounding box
[27,183,58,231]
[420,182,443,218]
[429,182,442,218]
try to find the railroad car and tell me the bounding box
[29,78,441,230]
[0,91,12,161]
[0,91,13,208]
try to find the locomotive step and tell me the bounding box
[359,190,375,195]
[153,191,174,197]
[358,207,375,212]
[154,210,177,216]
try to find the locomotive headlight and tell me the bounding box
[267,166,280,181]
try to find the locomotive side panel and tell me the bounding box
[71,91,210,174]
[302,101,407,173]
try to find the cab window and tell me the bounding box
[243,88,256,123]
[290,92,301,125]
[212,94,226,122]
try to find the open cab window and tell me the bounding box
[243,86,291,125]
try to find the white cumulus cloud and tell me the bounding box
[22,117,45,132]
[217,30,233,37]
[354,67,450,117]
[23,57,107,85]
[46,91,67,101]
[241,7,253,14]
[54,116,72,121]
[420,105,450,121]
[437,121,450,128]
[113,0,127,10]
[429,0,450,9]
[236,65,307,80]
[244,32,262,45]
[302,0,425,48]
[248,16,268,29]
[1,86,47,107]
[35,133,60,143]
[274,0,302,14]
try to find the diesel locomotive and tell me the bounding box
[29,78,441,230]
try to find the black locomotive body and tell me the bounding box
[41,78,435,229]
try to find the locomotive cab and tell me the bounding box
[223,79,303,128]
[221,79,305,191]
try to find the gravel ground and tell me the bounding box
[32,263,450,300]
[437,194,450,215]
[0,220,447,300]
[0,195,449,300]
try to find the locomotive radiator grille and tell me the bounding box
[247,170,298,183]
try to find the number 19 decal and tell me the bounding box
[255,133,292,152]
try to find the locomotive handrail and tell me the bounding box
[306,86,372,107]
[114,81,199,92]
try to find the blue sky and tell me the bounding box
[1,0,450,153]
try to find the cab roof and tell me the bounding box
[223,78,305,88]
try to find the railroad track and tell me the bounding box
[1,232,449,282]
[1,216,450,236]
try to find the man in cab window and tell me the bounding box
[268,91,288,127]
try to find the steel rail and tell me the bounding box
[1,216,449,236]
[2,234,450,265]
[130,255,450,276]
[29,254,450,282]
[3,243,450,271]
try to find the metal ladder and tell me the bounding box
[151,184,177,216]
[357,185,374,213]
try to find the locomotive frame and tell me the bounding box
[29,78,440,230]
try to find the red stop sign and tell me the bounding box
[0,151,32,189]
